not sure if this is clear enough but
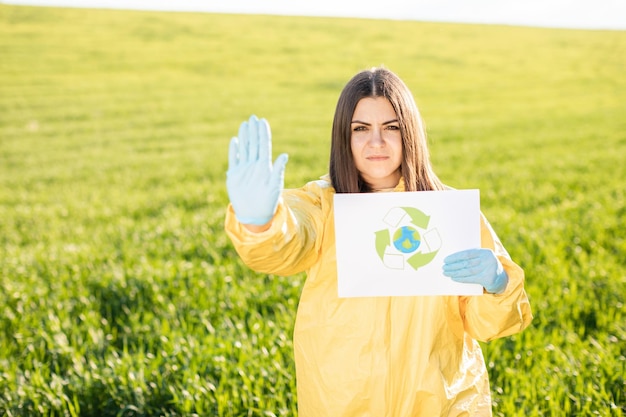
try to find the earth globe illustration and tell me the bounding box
[392,225,421,254]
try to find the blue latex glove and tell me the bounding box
[226,115,288,225]
[442,248,509,294]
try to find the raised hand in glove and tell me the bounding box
[442,248,509,294]
[226,115,288,226]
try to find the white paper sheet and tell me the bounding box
[333,190,483,297]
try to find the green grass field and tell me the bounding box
[1,4,625,416]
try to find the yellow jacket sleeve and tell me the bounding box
[460,214,533,342]
[224,180,327,276]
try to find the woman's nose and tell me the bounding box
[369,128,384,146]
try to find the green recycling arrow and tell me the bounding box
[407,250,439,270]
[402,207,430,229]
[375,229,390,260]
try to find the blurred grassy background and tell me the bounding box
[1,4,625,416]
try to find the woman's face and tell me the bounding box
[350,97,403,190]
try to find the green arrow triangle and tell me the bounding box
[407,250,438,270]
[375,229,390,260]
[402,207,430,229]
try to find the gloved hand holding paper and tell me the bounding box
[442,248,509,294]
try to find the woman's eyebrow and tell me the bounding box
[351,119,399,125]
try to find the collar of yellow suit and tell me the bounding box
[320,174,405,193]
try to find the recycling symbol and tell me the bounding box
[375,206,442,270]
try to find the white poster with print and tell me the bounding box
[333,189,483,297]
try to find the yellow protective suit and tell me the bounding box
[225,177,533,417]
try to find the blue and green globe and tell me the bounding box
[392,225,421,254]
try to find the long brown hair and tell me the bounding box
[329,67,444,193]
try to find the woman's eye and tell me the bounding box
[353,126,367,132]
[386,125,400,130]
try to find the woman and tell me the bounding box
[224,67,532,416]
